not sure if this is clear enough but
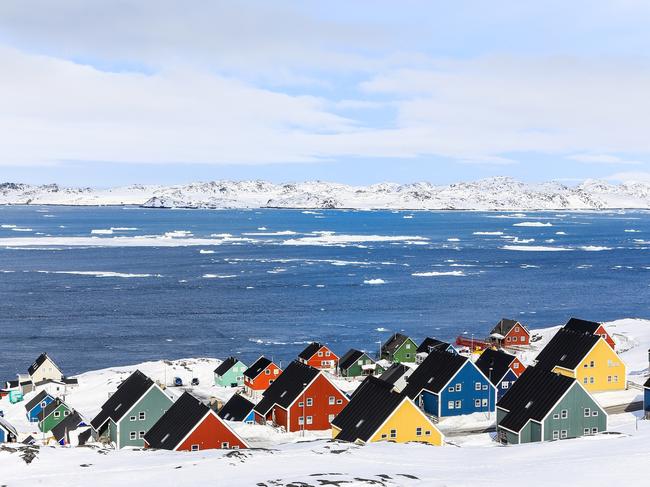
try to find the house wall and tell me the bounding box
[0,428,6,443]
[117,386,173,449]
[286,375,348,432]
[175,412,247,451]
[509,358,526,377]
[341,354,375,377]
[393,339,417,363]
[27,395,54,421]
[438,362,496,417]
[542,384,607,441]
[30,358,63,383]
[496,407,508,424]
[40,404,71,432]
[504,325,530,346]
[420,391,439,416]
[215,361,247,387]
[303,346,338,370]
[497,370,519,400]
[369,400,443,446]
[244,363,281,392]
[595,325,616,350]
[572,340,626,392]
[644,388,650,417]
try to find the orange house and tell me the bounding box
[243,356,282,397]
[298,342,339,372]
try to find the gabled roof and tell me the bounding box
[381,333,411,355]
[339,349,367,370]
[644,377,650,388]
[534,328,601,371]
[402,350,468,398]
[243,356,273,380]
[214,357,241,376]
[378,363,410,387]
[298,342,325,360]
[331,376,405,443]
[90,370,155,430]
[218,393,255,422]
[490,318,526,337]
[475,349,517,385]
[497,367,575,433]
[144,392,209,450]
[417,338,452,354]
[38,397,67,421]
[51,411,85,442]
[563,317,601,335]
[24,390,52,412]
[0,417,18,437]
[254,361,320,416]
[28,352,61,376]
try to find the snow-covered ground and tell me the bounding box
[5,177,650,209]
[0,318,648,486]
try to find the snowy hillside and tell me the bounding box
[5,178,650,209]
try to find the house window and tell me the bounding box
[416,427,422,436]
[482,399,488,407]
[448,401,454,409]
[139,412,146,421]
[455,384,462,392]
[607,376,612,383]
[512,336,518,342]
[513,363,519,369]
[425,430,431,436]
[130,432,137,440]
[130,416,136,422]
[221,442,229,449]
[552,430,559,440]
[274,369,279,375]
[506,337,511,342]
[298,401,304,408]
[405,344,411,349]
[590,377,595,384]
[475,383,481,391]
[306,398,313,407]
[592,427,598,434]
[325,351,330,357]
[139,431,145,439]
[613,376,618,383]
[358,360,363,366]
[41,401,47,408]
[560,430,568,439]
[318,351,323,357]
[474,399,481,407]
[336,399,343,404]
[191,444,200,451]
[561,410,568,419]
[265,369,270,375]
[306,416,313,425]
[406,353,411,359]
[502,382,509,389]
[328,414,335,423]
[329,396,335,405]
[482,385,488,391]
[584,408,591,417]
[583,377,588,384]
[592,410,598,417]
[590,361,595,368]
[64,410,69,416]
[381,433,387,439]
[455,400,461,409]
[553,413,559,419]
[298,416,304,425]
[390,429,397,438]
[515,327,520,332]
[584,428,590,435]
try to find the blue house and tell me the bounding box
[416,338,458,364]
[643,378,650,419]
[0,417,18,443]
[403,349,497,418]
[217,393,256,424]
[475,349,524,400]
[24,390,55,422]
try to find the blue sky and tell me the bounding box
[1,1,650,186]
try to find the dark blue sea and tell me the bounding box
[1,206,649,379]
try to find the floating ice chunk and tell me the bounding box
[501,245,572,251]
[363,279,386,285]
[580,246,612,251]
[412,270,466,277]
[513,222,553,227]
[473,231,503,236]
[91,229,113,235]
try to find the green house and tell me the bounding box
[214,357,248,387]
[380,333,417,363]
[90,370,173,449]
[338,349,384,377]
[497,367,607,445]
[38,398,72,433]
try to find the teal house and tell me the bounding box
[497,367,607,444]
[214,357,248,387]
[380,333,418,363]
[90,370,173,449]
[338,349,383,378]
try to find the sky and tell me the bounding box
[1,0,650,187]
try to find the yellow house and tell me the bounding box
[534,328,626,392]
[331,376,443,446]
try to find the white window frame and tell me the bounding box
[129,431,137,440]
[552,430,559,440]
[191,444,200,451]
[328,396,335,405]
[306,398,313,407]
[448,401,454,409]
[139,411,146,421]
[306,416,313,425]
[455,383,462,392]
[416,427,422,436]
[455,400,461,409]
[560,430,568,439]
[561,409,568,419]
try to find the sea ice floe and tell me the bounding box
[473,231,504,235]
[91,229,114,235]
[555,231,567,235]
[11,228,33,232]
[513,222,553,227]
[624,229,640,233]
[1,224,17,228]
[501,245,572,251]
[202,274,237,279]
[412,270,466,277]
[36,270,159,278]
[199,249,215,254]
[282,233,428,246]
[447,238,460,242]
[375,327,389,332]
[580,246,613,251]
[363,279,386,285]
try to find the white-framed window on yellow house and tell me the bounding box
[390,429,397,439]
[416,427,422,436]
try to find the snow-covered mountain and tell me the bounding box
[3,177,650,210]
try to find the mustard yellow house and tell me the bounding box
[534,328,626,392]
[331,376,443,446]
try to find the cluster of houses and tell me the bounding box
[0,317,646,451]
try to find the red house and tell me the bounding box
[489,318,530,347]
[509,355,526,377]
[298,342,339,372]
[144,392,247,451]
[563,317,616,350]
[243,356,282,398]
[253,361,349,432]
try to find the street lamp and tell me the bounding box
[488,367,493,420]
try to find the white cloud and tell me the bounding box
[567,153,642,164]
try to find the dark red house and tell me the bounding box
[563,317,616,350]
[489,318,531,347]
[298,342,339,372]
[144,392,247,451]
[253,361,348,432]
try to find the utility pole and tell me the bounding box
[488,367,493,420]
[301,383,306,437]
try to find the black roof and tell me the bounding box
[563,317,601,335]
[402,350,468,398]
[28,353,52,376]
[381,333,411,355]
[339,349,367,370]
[497,367,575,433]
[331,376,405,443]
[218,393,255,422]
[51,411,85,442]
[24,390,52,412]
[254,361,320,416]
[214,357,239,376]
[378,363,410,386]
[243,356,273,380]
[298,342,324,360]
[534,328,600,371]
[90,370,155,430]
[38,397,66,421]
[416,338,451,354]
[644,377,650,388]
[144,392,209,450]
[475,349,517,385]
[490,318,524,336]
